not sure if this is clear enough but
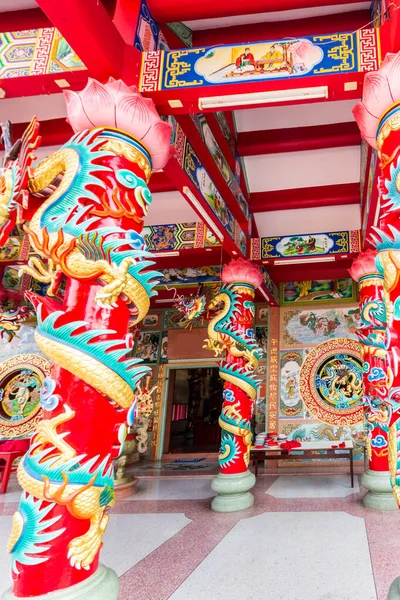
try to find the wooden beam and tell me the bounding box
[238,122,360,156]
[250,183,360,212]
[148,171,176,193]
[0,8,51,33]
[267,258,354,283]
[36,0,140,84]
[192,9,369,46]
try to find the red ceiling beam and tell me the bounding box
[148,171,176,193]
[266,258,354,284]
[192,10,369,47]
[36,0,140,84]
[151,247,224,272]
[205,113,236,172]
[0,8,51,33]
[163,155,244,259]
[0,72,89,100]
[250,183,360,212]
[238,122,360,156]
[147,71,366,116]
[176,114,249,234]
[362,167,381,251]
[147,0,368,23]
[380,1,400,57]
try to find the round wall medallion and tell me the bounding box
[0,354,51,438]
[299,338,363,426]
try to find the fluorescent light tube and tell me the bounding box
[153,251,180,257]
[199,86,328,110]
[273,256,336,265]
[259,288,270,302]
[182,186,224,241]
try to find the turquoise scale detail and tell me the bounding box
[10,492,65,574]
[36,304,151,390]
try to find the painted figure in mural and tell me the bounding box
[162,265,220,284]
[287,279,351,303]
[258,43,285,72]
[233,47,255,73]
[285,376,296,399]
[204,258,264,512]
[299,311,341,337]
[2,371,41,419]
[0,78,171,599]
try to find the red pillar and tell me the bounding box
[349,251,397,509]
[0,78,171,599]
[205,258,263,512]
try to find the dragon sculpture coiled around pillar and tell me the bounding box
[0,78,171,598]
[204,259,264,474]
[349,251,391,472]
[354,51,400,509]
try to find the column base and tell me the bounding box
[361,469,398,511]
[115,476,139,499]
[1,564,119,600]
[211,470,256,513]
[388,576,400,599]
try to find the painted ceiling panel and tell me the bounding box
[184,2,370,29]
[144,192,199,226]
[0,145,60,166]
[234,99,359,132]
[255,203,361,237]
[0,0,37,11]
[0,94,67,124]
[244,145,360,192]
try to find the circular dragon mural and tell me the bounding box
[299,338,363,426]
[0,354,51,438]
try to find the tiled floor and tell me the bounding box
[0,469,399,600]
[266,474,360,498]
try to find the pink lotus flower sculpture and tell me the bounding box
[222,258,264,289]
[348,249,379,282]
[64,77,172,169]
[353,52,400,149]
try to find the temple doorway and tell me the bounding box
[163,367,224,454]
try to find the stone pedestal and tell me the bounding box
[115,477,139,499]
[361,469,398,511]
[211,470,256,512]
[388,576,400,599]
[2,565,119,600]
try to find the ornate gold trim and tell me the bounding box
[377,109,400,153]
[299,338,363,426]
[0,354,51,438]
[100,139,151,182]
[359,277,384,291]
[231,285,255,297]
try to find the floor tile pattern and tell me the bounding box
[0,471,398,600]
